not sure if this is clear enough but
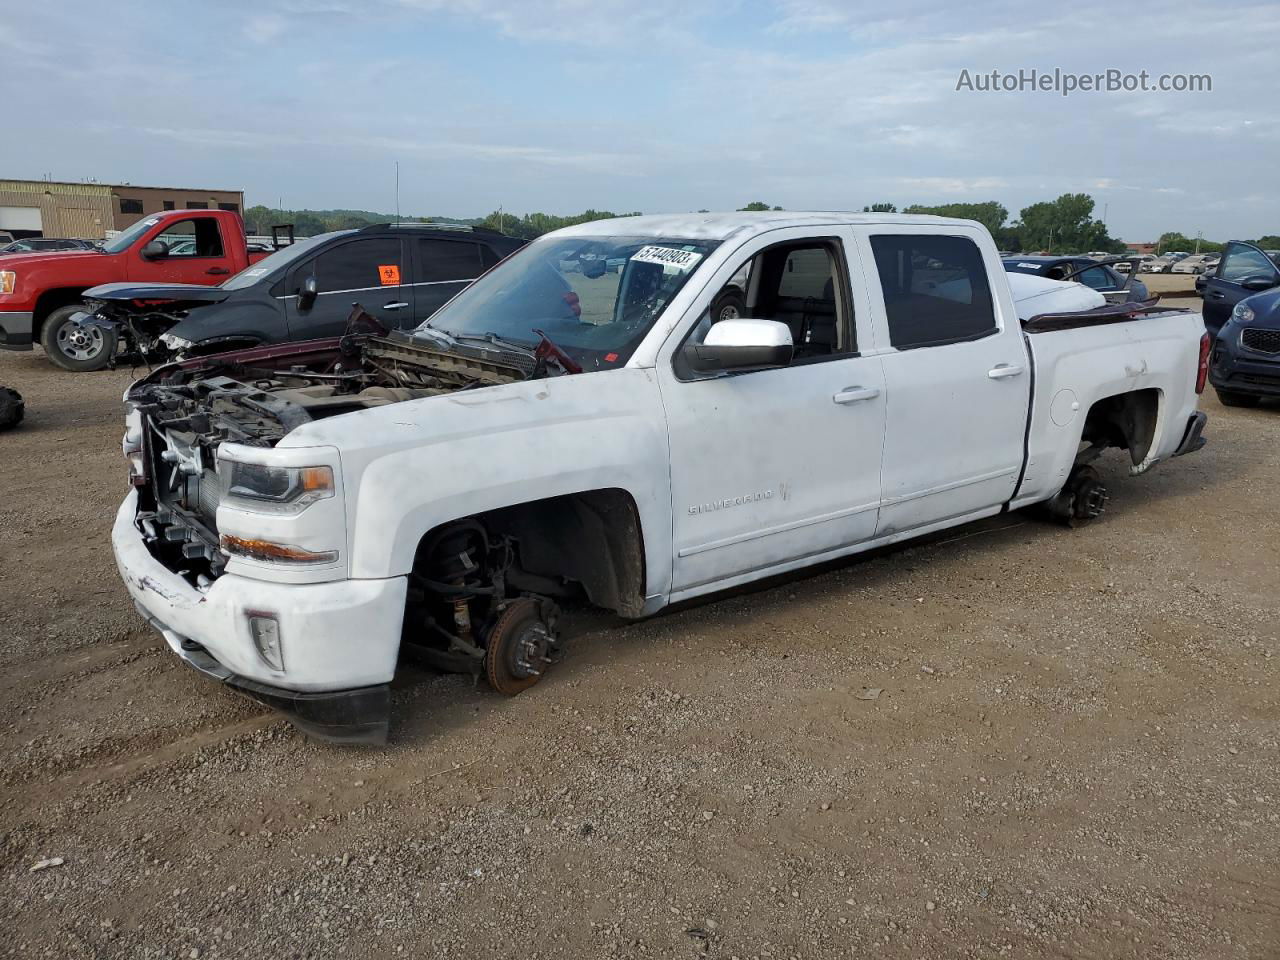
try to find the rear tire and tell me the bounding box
[41,304,117,372]
[0,386,24,430]
[1215,389,1260,408]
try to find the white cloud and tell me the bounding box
[243,13,287,44]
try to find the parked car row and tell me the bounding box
[1,237,100,254]
[0,209,526,371]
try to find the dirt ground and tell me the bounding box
[1,322,1277,960]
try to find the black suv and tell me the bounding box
[82,223,525,358]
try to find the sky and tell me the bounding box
[2,0,1278,242]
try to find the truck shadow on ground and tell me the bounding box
[383,446,1239,747]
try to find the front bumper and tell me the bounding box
[0,310,34,350]
[112,490,408,742]
[1209,342,1280,397]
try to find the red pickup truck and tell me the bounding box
[0,209,274,370]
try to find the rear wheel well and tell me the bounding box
[33,288,90,336]
[1080,388,1159,466]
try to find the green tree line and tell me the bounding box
[246,199,1277,255]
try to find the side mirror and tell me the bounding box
[141,240,169,260]
[298,275,318,309]
[684,318,793,373]
[1242,276,1277,291]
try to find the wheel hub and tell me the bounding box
[57,321,103,361]
[511,620,553,679]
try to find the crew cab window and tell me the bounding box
[154,217,224,258]
[870,234,996,349]
[417,238,483,283]
[1220,243,1278,283]
[692,239,852,361]
[313,238,403,293]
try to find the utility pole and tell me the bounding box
[1195,230,1202,254]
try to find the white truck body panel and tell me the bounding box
[113,211,1207,707]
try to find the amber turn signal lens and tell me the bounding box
[219,534,338,565]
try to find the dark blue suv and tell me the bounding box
[1200,241,1280,407]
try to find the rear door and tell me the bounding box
[129,215,236,284]
[285,236,409,338]
[863,229,1029,535]
[1202,241,1280,336]
[411,237,488,325]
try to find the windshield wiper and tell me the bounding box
[412,326,458,350]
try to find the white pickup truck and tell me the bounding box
[112,212,1209,742]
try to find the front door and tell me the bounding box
[660,232,887,594]
[131,215,233,284]
[286,236,410,338]
[1202,241,1280,336]
[865,230,1030,535]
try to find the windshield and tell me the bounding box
[418,234,719,369]
[220,234,332,290]
[101,217,161,254]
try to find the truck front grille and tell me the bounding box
[1242,328,1280,355]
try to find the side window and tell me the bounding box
[1076,266,1114,290]
[154,218,224,258]
[693,239,852,361]
[869,234,996,350]
[1220,242,1278,283]
[313,238,404,293]
[418,239,483,283]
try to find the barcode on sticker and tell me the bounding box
[631,246,702,272]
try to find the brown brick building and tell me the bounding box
[0,179,245,240]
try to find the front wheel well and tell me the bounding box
[1079,388,1159,466]
[412,488,647,619]
[33,287,90,335]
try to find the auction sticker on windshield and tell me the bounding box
[632,246,703,272]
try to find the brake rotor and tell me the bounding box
[484,597,557,696]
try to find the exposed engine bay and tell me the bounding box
[127,333,535,582]
[126,329,575,696]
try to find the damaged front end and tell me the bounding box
[121,328,569,741]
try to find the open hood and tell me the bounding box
[84,281,233,304]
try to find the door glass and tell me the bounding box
[155,218,223,258]
[418,239,483,283]
[313,238,403,293]
[1220,244,1277,283]
[690,241,850,362]
[1076,266,1113,290]
[869,234,996,349]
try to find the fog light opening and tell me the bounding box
[247,613,284,671]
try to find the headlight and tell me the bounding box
[1232,303,1255,325]
[159,332,194,352]
[0,271,14,295]
[217,458,335,514]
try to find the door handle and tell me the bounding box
[381,302,410,311]
[832,386,880,405]
[205,266,230,276]
[987,363,1026,380]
